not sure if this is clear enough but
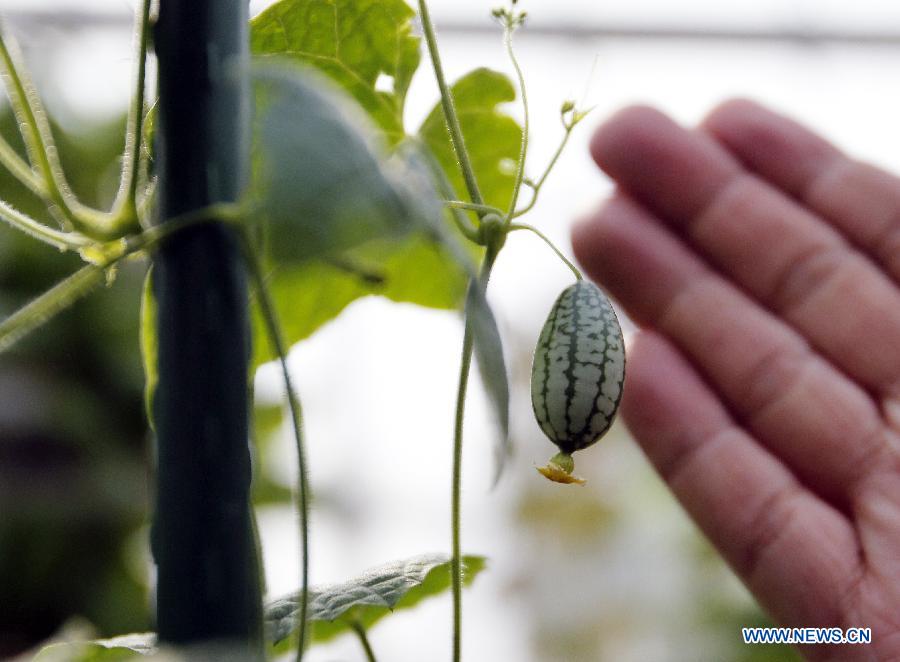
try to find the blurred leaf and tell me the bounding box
[250,0,420,144]
[247,79,471,368]
[250,401,293,505]
[253,401,285,442]
[465,283,510,480]
[251,63,417,265]
[418,68,522,211]
[266,554,486,648]
[32,633,156,661]
[517,487,617,539]
[139,268,156,429]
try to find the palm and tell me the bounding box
[572,100,900,660]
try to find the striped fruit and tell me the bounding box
[531,280,625,461]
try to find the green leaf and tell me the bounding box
[250,235,467,370]
[251,63,417,265]
[139,267,157,429]
[466,283,510,480]
[0,264,106,353]
[418,68,522,211]
[250,0,420,144]
[265,553,487,648]
[33,633,156,661]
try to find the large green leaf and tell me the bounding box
[250,0,420,145]
[418,68,522,212]
[246,6,521,372]
[265,554,487,648]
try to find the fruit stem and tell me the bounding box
[549,451,575,474]
[508,223,582,280]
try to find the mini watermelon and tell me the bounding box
[531,280,625,484]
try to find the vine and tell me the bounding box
[418,1,589,657]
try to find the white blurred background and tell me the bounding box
[5,1,900,660]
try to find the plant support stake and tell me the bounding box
[152,0,263,653]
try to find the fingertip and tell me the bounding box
[700,98,841,195]
[700,96,793,150]
[700,97,769,135]
[589,104,742,220]
[588,104,676,172]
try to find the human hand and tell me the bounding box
[572,100,900,660]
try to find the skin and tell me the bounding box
[572,99,900,661]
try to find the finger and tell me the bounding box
[589,105,900,401]
[621,330,861,629]
[572,194,897,504]
[703,98,900,284]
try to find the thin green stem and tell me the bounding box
[110,0,153,231]
[0,131,45,196]
[512,125,573,219]
[503,23,528,223]
[349,621,378,662]
[535,125,572,192]
[417,0,485,208]
[241,237,310,662]
[443,200,504,218]
[508,223,582,280]
[0,262,106,353]
[0,198,91,251]
[451,248,499,662]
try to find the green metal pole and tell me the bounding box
[151,0,262,652]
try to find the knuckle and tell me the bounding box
[742,482,806,581]
[736,341,811,421]
[768,243,849,315]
